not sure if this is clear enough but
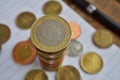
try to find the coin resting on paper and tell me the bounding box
[93,29,113,48]
[69,21,81,40]
[0,24,11,44]
[16,11,36,29]
[80,52,103,74]
[56,65,80,80]
[67,40,83,57]
[43,1,62,15]
[12,41,37,64]
[24,69,48,80]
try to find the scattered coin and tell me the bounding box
[43,1,62,15]
[69,21,81,40]
[12,41,37,64]
[80,52,103,74]
[16,11,36,29]
[56,65,80,80]
[25,69,48,80]
[93,29,113,48]
[0,24,11,44]
[67,40,83,57]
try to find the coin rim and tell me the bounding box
[80,52,103,74]
[31,15,71,52]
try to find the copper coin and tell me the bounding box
[25,69,48,80]
[16,11,36,29]
[12,41,37,64]
[69,21,81,40]
[80,52,103,74]
[43,1,62,15]
[0,24,11,44]
[93,29,113,48]
[56,65,80,80]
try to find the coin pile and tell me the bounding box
[31,15,71,71]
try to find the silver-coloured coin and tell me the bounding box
[67,40,83,57]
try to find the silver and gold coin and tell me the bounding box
[56,65,80,80]
[93,29,113,48]
[43,1,62,15]
[80,52,103,74]
[67,40,83,57]
[16,11,36,29]
[25,69,48,80]
[31,15,71,53]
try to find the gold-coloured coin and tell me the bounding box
[0,24,11,44]
[16,11,36,29]
[43,1,62,15]
[56,65,80,80]
[31,15,71,52]
[93,29,113,48]
[25,69,48,80]
[80,52,103,74]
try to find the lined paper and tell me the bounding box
[0,0,120,80]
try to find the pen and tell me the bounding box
[70,0,120,35]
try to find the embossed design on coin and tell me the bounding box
[16,12,36,29]
[37,20,65,46]
[43,1,62,15]
[93,29,113,48]
[80,52,103,74]
[12,41,37,64]
[0,24,11,44]
[56,65,80,80]
[25,69,48,80]
[67,40,83,57]
[31,15,71,52]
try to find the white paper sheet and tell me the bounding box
[0,0,120,80]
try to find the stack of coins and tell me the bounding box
[31,15,71,71]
